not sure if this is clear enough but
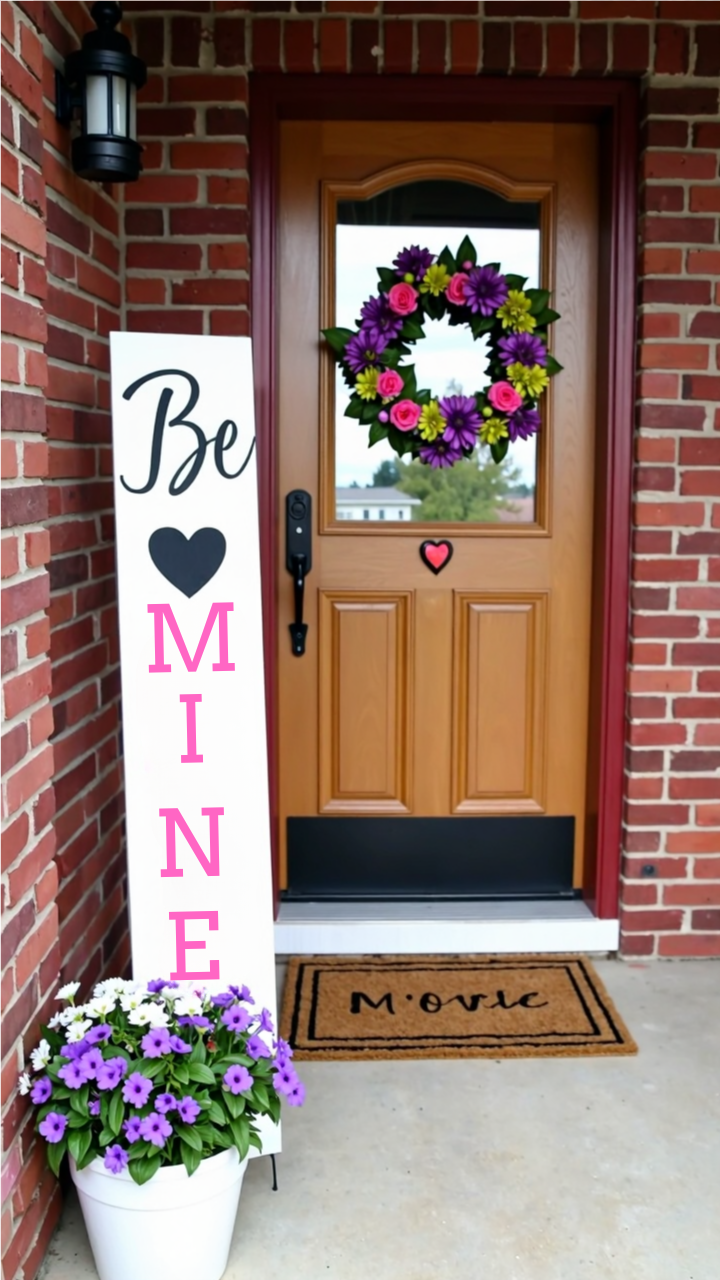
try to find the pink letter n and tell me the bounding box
[159,807,224,878]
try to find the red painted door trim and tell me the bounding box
[250,75,638,922]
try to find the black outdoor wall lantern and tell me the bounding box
[55,1,146,183]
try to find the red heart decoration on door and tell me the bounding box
[420,540,453,574]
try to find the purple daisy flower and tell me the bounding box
[86,1024,113,1045]
[58,1059,91,1090]
[177,1096,201,1124]
[393,245,434,282]
[39,1112,67,1144]
[344,329,388,375]
[80,1048,105,1079]
[497,331,547,367]
[123,1115,143,1143]
[228,984,254,1005]
[31,1077,52,1105]
[176,1015,212,1030]
[507,406,541,442]
[258,1008,274,1034]
[155,1092,177,1114]
[419,437,464,469]
[96,1058,127,1092]
[286,1077,306,1107]
[438,395,481,450]
[140,1112,173,1149]
[272,1063,298,1097]
[463,265,508,316]
[246,1034,272,1060]
[359,295,404,347]
[221,1006,251,1035]
[104,1144,129,1175]
[89,1099,101,1116]
[223,1065,253,1096]
[122,1072,153,1108]
[141,1027,171,1059]
[169,1034,192,1054]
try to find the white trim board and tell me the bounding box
[274,900,619,955]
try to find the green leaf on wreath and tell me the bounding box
[455,235,477,268]
[344,396,365,420]
[470,315,494,338]
[490,438,510,464]
[527,288,550,316]
[368,421,389,447]
[534,308,561,326]
[388,426,414,457]
[400,317,424,342]
[129,1154,162,1186]
[423,293,445,322]
[360,400,379,423]
[321,327,355,356]
[437,245,457,275]
[382,347,402,369]
[545,353,564,375]
[377,266,397,290]
[504,273,527,291]
[401,365,417,398]
[47,1139,66,1178]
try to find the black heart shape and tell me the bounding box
[148,528,227,598]
[419,539,454,575]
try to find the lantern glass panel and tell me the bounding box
[111,76,128,137]
[129,84,137,141]
[86,75,109,135]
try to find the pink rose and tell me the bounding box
[446,272,469,306]
[387,282,419,316]
[390,399,422,432]
[487,381,523,414]
[377,369,404,399]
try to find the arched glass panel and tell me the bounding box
[333,179,542,525]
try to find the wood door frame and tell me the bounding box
[250,74,638,921]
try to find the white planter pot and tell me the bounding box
[70,1147,249,1280]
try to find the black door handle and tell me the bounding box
[286,490,312,657]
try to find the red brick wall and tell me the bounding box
[1,4,128,1277]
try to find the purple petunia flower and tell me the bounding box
[123,1115,143,1143]
[223,1065,253,1096]
[96,1058,127,1092]
[286,1077,306,1107]
[419,437,464,469]
[438,395,481,450]
[58,1059,91,1090]
[169,1034,192,1054]
[141,1027,171,1059]
[393,245,434,282]
[177,1096,201,1124]
[39,1112,67,1144]
[272,1063,298,1097]
[86,1024,113,1045]
[210,991,235,1008]
[258,1008,274,1034]
[507,406,541,442]
[140,1111,173,1149]
[359,295,404,348]
[122,1072,153,1108]
[62,1039,90,1060]
[31,1077,52,1105]
[221,1006,251,1035]
[155,1092,177,1114]
[246,1035,272,1061]
[228,984,255,1005]
[273,1037,294,1061]
[497,331,547,367]
[463,265,508,317]
[176,1015,212,1030]
[104,1144,129,1175]
[80,1048,105,1079]
[89,1099,101,1116]
[146,978,169,994]
[344,329,388,376]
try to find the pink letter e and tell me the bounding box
[169,910,220,981]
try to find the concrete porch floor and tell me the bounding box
[41,959,719,1280]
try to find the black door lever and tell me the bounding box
[286,490,312,657]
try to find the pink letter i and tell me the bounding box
[180,694,203,763]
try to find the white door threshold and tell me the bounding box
[275,899,619,955]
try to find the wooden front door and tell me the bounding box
[276,120,599,900]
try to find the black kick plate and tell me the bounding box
[285,816,575,901]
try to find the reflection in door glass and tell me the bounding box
[333,181,541,524]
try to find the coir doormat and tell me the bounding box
[280,955,637,1060]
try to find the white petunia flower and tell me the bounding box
[56,981,81,1001]
[173,995,203,1018]
[65,1020,91,1043]
[120,991,147,1012]
[127,1005,155,1026]
[57,1007,79,1026]
[18,1072,31,1095]
[47,1013,65,1030]
[85,995,117,1018]
[143,1006,170,1029]
[30,1040,51,1071]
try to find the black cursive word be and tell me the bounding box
[120,368,255,496]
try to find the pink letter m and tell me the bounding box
[148,603,235,673]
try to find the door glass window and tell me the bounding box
[333,180,542,525]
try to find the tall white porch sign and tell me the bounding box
[110,333,279,1152]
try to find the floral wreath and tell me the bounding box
[323,236,561,469]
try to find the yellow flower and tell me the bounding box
[497,290,536,332]
[507,362,550,398]
[418,400,447,442]
[479,417,509,446]
[355,367,380,401]
[420,264,451,297]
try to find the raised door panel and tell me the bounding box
[452,592,548,813]
[319,592,412,812]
